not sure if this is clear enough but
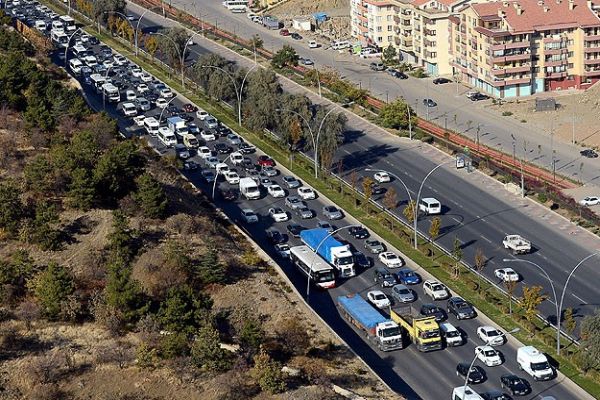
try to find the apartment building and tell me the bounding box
[449,0,600,98]
[351,0,469,75]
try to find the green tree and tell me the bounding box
[579,310,600,372]
[133,173,168,219]
[107,210,134,261]
[271,44,298,69]
[403,200,416,225]
[159,332,189,359]
[158,285,212,334]
[251,348,286,394]
[31,262,74,320]
[451,237,462,279]
[382,44,398,65]
[23,155,56,196]
[562,307,577,336]
[474,247,486,291]
[378,99,414,130]
[30,201,61,251]
[195,247,227,285]
[104,255,145,322]
[429,216,441,242]
[243,68,281,132]
[191,324,232,372]
[67,168,96,210]
[239,316,264,352]
[520,285,546,322]
[155,27,188,70]
[23,93,54,131]
[250,33,263,50]
[362,177,374,212]
[144,34,159,59]
[0,180,23,237]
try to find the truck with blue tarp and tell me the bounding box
[337,294,403,351]
[300,228,355,278]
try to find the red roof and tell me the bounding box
[471,0,600,32]
[411,0,461,8]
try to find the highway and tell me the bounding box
[173,0,600,189]
[16,2,593,397]
[122,3,600,334]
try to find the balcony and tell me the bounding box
[584,34,600,41]
[491,65,531,75]
[545,71,567,78]
[544,47,569,55]
[584,58,600,65]
[357,14,368,22]
[490,40,529,51]
[357,24,368,32]
[490,77,531,87]
[584,68,600,76]
[545,59,568,67]
[584,45,600,53]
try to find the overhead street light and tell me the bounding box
[63,27,83,68]
[504,251,600,355]
[151,30,202,89]
[157,96,177,124]
[460,327,520,400]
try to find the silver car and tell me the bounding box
[282,175,301,189]
[391,284,415,304]
[285,195,306,210]
[261,166,278,177]
[323,205,343,220]
[295,206,313,219]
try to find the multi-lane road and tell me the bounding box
[12,2,595,398]
[121,2,600,333]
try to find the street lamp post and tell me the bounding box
[200,63,257,126]
[212,153,234,199]
[151,31,202,89]
[157,96,178,124]
[504,252,600,355]
[461,328,520,400]
[64,27,83,67]
[102,66,113,111]
[365,168,413,209]
[306,224,361,298]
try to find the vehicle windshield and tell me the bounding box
[338,255,354,266]
[381,327,402,337]
[484,350,497,357]
[374,294,386,300]
[420,330,440,339]
[316,271,335,283]
[404,271,415,277]
[399,289,410,295]
[432,284,445,291]
[446,331,461,338]
[531,361,550,371]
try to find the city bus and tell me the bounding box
[289,245,336,289]
[222,0,248,12]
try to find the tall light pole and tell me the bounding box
[151,31,202,89]
[200,63,257,126]
[102,65,113,111]
[158,96,177,124]
[460,328,520,400]
[504,252,600,355]
[277,103,352,179]
[365,168,413,208]
[306,224,361,298]
[63,27,83,67]
[212,153,234,199]
[413,160,453,249]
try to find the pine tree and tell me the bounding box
[107,210,134,261]
[157,285,213,334]
[251,348,286,394]
[133,173,168,219]
[191,324,231,372]
[195,247,226,285]
[104,255,145,322]
[0,180,23,237]
[31,262,74,320]
[67,168,96,210]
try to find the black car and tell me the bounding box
[291,32,302,40]
[219,188,237,201]
[481,390,512,400]
[165,105,180,116]
[370,184,386,195]
[286,223,307,238]
[433,77,451,84]
[447,297,476,320]
[216,125,232,137]
[500,374,530,396]
[466,91,489,101]
[423,98,437,107]
[373,267,396,287]
[146,93,159,103]
[353,251,371,269]
[348,226,370,239]
[238,142,255,154]
[387,68,408,79]
[214,143,233,154]
[267,229,286,244]
[241,158,256,171]
[456,363,486,384]
[420,303,445,322]
[580,149,599,158]
[178,113,195,123]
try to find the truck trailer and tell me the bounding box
[300,228,355,278]
[337,294,403,351]
[390,305,442,352]
[167,116,189,138]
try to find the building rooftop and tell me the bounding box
[471,0,600,32]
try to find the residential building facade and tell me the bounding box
[449,0,600,98]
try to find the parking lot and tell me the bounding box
[3,2,591,398]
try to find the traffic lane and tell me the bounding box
[339,133,598,316]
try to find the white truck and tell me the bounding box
[502,234,531,254]
[517,346,554,381]
[167,116,188,138]
[239,177,260,200]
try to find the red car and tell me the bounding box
[257,155,275,167]
[279,29,290,36]
[182,103,198,113]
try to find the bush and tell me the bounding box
[420,135,433,143]
[159,332,189,359]
[502,111,513,116]
[250,348,286,394]
[191,324,232,372]
[538,193,548,203]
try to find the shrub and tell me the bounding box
[190,324,232,372]
[250,348,286,394]
[502,111,513,116]
[537,193,548,203]
[159,332,189,359]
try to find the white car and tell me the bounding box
[494,268,520,282]
[378,251,404,268]
[268,207,289,222]
[367,290,391,309]
[275,243,291,258]
[200,131,216,141]
[298,187,316,200]
[230,152,244,165]
[140,71,153,82]
[133,115,146,127]
[160,87,174,98]
[475,345,503,366]
[136,83,150,94]
[579,196,600,206]
[131,67,143,77]
[241,208,258,223]
[121,102,137,117]
[374,171,391,183]
[477,326,506,346]
[215,163,229,174]
[125,89,136,101]
[308,40,319,48]
[156,98,169,109]
[197,146,212,159]
[247,12,258,20]
[268,184,286,198]
[423,279,450,300]
[196,109,209,120]
[224,171,240,184]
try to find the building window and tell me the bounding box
[377,37,383,42]
[568,51,574,57]
[387,15,392,21]
[376,16,382,22]
[377,26,382,32]
[388,35,393,41]
[568,63,574,68]
[388,25,393,31]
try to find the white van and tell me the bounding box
[157,127,177,147]
[51,20,64,32]
[121,102,137,117]
[516,346,554,381]
[34,20,47,31]
[331,40,350,50]
[72,44,87,58]
[419,197,441,215]
[439,322,462,347]
[143,117,160,136]
[451,386,483,400]
[68,58,83,74]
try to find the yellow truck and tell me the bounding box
[390,306,442,352]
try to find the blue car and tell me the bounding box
[395,268,421,285]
